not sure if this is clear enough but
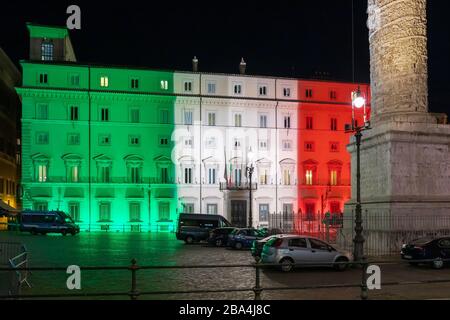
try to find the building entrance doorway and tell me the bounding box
[231,200,247,227]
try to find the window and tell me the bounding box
[36,103,48,119]
[305,170,313,185]
[37,164,48,182]
[159,136,169,146]
[306,89,313,98]
[288,238,307,248]
[305,142,314,152]
[283,169,291,185]
[184,167,193,184]
[330,90,337,100]
[283,203,293,214]
[282,140,292,151]
[330,118,338,131]
[207,204,218,215]
[34,202,48,211]
[98,166,111,183]
[160,167,169,183]
[41,42,53,61]
[160,109,169,124]
[259,169,269,185]
[158,202,170,220]
[183,203,195,214]
[69,202,80,221]
[306,116,313,130]
[208,168,216,184]
[206,136,216,149]
[100,76,109,87]
[67,164,80,183]
[129,135,140,146]
[330,142,339,152]
[330,170,338,186]
[0,178,3,194]
[258,85,267,96]
[160,80,169,90]
[259,204,269,222]
[69,74,80,87]
[234,168,242,185]
[70,106,79,121]
[129,167,141,183]
[259,140,268,150]
[207,82,216,94]
[181,137,192,148]
[99,134,111,146]
[309,238,330,250]
[208,112,216,126]
[101,108,109,121]
[130,109,140,123]
[283,87,291,97]
[99,202,111,221]
[234,114,242,127]
[184,110,193,125]
[234,84,242,94]
[259,114,267,128]
[131,78,139,89]
[233,138,241,149]
[284,116,291,129]
[39,73,48,84]
[129,202,141,221]
[184,81,193,92]
[36,132,49,145]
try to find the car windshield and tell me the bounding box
[231,229,240,235]
[411,238,434,245]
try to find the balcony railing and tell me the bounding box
[219,181,258,191]
[25,177,176,185]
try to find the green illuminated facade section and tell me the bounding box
[18,60,179,232]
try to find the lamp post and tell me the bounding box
[346,86,370,263]
[247,149,255,228]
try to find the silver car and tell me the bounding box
[260,235,353,272]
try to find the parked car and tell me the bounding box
[227,228,266,250]
[252,234,287,261]
[401,237,450,269]
[207,227,237,247]
[19,210,80,236]
[258,228,283,237]
[176,213,232,244]
[261,235,352,272]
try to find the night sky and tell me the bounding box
[1,0,449,115]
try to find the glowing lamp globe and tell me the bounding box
[353,96,366,109]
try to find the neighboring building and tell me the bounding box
[0,47,21,211]
[17,23,370,232]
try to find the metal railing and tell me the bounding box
[2,258,450,300]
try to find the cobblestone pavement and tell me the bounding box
[1,231,450,300]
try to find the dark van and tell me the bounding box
[176,213,232,244]
[20,210,80,236]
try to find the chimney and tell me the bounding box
[239,57,246,75]
[192,56,198,72]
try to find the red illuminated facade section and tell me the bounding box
[297,80,371,234]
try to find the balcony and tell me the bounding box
[219,181,258,191]
[25,176,176,185]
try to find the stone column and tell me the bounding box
[368,0,429,122]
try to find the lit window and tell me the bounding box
[184,110,193,125]
[160,80,169,90]
[37,164,48,182]
[330,170,338,186]
[100,76,109,87]
[305,170,313,185]
[207,82,216,94]
[283,169,291,185]
[41,42,54,61]
[259,169,269,185]
[207,204,218,214]
[68,165,80,183]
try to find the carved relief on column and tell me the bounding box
[367,0,428,119]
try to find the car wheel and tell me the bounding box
[61,230,67,236]
[280,258,294,272]
[334,257,349,271]
[185,236,194,244]
[215,239,223,247]
[235,242,243,250]
[432,258,444,270]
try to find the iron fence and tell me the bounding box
[2,258,450,300]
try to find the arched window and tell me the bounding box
[327,160,343,186]
[302,159,318,186]
[31,153,50,182]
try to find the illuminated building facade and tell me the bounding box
[18,24,370,232]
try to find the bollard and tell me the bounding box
[360,257,369,300]
[253,263,262,300]
[129,258,139,300]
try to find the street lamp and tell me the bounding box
[346,86,370,263]
[247,148,255,228]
